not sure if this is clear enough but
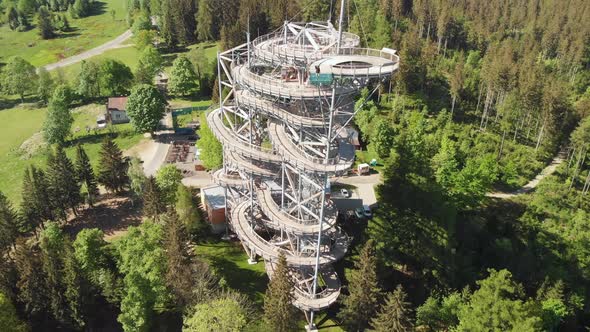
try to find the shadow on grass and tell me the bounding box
[0,96,40,110]
[89,1,108,16]
[199,241,268,305]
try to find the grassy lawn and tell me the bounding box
[0,103,142,203]
[196,240,268,305]
[59,45,141,82]
[0,0,128,67]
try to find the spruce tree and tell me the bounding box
[97,137,129,193]
[40,223,69,327]
[0,191,22,253]
[37,6,54,39]
[163,208,194,309]
[75,144,99,206]
[20,166,53,234]
[15,239,50,327]
[46,146,82,219]
[143,176,166,220]
[338,239,382,331]
[371,285,414,332]
[62,242,85,329]
[263,252,296,332]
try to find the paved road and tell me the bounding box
[487,151,566,199]
[42,29,133,71]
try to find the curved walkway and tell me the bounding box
[207,108,281,163]
[265,262,341,311]
[268,120,354,174]
[233,65,356,99]
[43,30,133,71]
[257,187,337,235]
[236,90,328,128]
[231,201,348,267]
[487,151,566,199]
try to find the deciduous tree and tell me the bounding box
[169,56,198,96]
[155,165,183,204]
[77,60,101,99]
[1,56,37,103]
[37,67,55,104]
[126,84,166,133]
[43,86,74,145]
[134,46,163,84]
[183,292,250,332]
[99,59,133,96]
[0,291,27,332]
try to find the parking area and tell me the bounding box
[330,173,381,221]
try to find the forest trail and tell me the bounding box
[42,29,133,71]
[487,151,567,199]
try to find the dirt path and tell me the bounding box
[487,151,566,199]
[42,29,133,71]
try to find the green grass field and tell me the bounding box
[0,0,128,67]
[0,103,142,204]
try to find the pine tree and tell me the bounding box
[338,239,382,331]
[97,137,129,194]
[75,144,99,206]
[163,208,194,309]
[263,253,296,332]
[0,191,22,253]
[371,285,414,332]
[143,176,166,220]
[46,146,82,219]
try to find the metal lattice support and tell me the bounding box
[208,13,399,330]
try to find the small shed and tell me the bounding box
[200,185,226,233]
[106,97,130,124]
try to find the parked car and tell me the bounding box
[363,205,372,218]
[96,115,107,129]
[354,207,364,219]
[340,188,349,197]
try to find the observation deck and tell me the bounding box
[209,19,399,319]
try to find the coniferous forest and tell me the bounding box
[0,0,589,331]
